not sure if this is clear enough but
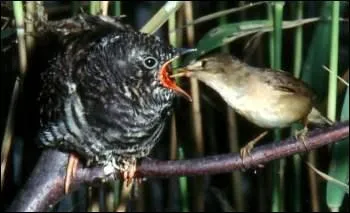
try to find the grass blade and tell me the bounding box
[267,4,274,67]
[293,1,303,79]
[25,1,35,54]
[326,87,349,211]
[183,17,319,63]
[183,2,205,211]
[327,1,340,121]
[169,1,269,34]
[167,8,182,211]
[100,1,109,16]
[298,3,340,212]
[300,2,346,99]
[140,1,184,34]
[178,147,189,212]
[291,2,304,211]
[1,0,27,191]
[300,2,346,212]
[113,1,121,16]
[270,2,285,212]
[89,1,100,15]
[219,1,244,211]
[272,2,284,69]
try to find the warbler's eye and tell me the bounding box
[143,56,158,69]
[201,60,207,68]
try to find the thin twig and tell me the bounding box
[305,162,349,193]
[308,151,320,211]
[170,114,178,160]
[1,1,27,191]
[323,65,349,87]
[184,2,205,211]
[140,1,184,34]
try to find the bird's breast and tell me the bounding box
[233,91,312,128]
[209,80,313,129]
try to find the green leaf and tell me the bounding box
[168,1,269,34]
[191,20,270,60]
[89,1,100,15]
[326,88,349,211]
[340,89,349,122]
[184,17,319,64]
[301,1,346,100]
[327,1,341,121]
[178,147,189,212]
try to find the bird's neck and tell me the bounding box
[193,70,249,110]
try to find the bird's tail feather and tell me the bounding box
[307,107,334,126]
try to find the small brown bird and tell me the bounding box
[172,53,332,158]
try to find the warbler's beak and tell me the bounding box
[167,48,197,79]
[170,60,203,79]
[169,68,192,78]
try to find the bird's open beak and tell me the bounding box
[158,48,197,102]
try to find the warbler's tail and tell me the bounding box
[307,107,334,126]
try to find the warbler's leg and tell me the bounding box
[240,131,269,159]
[294,118,309,150]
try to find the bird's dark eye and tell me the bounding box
[143,56,158,69]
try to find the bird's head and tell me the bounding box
[90,29,195,103]
[174,53,234,77]
[64,15,196,108]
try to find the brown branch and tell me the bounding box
[7,121,349,212]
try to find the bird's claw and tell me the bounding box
[294,127,309,151]
[239,131,269,160]
[121,163,136,187]
[65,153,79,194]
[240,143,254,160]
[116,157,137,187]
[103,156,139,186]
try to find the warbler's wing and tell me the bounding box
[260,68,316,100]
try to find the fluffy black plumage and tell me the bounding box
[25,15,182,173]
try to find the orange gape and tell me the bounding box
[159,59,192,102]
